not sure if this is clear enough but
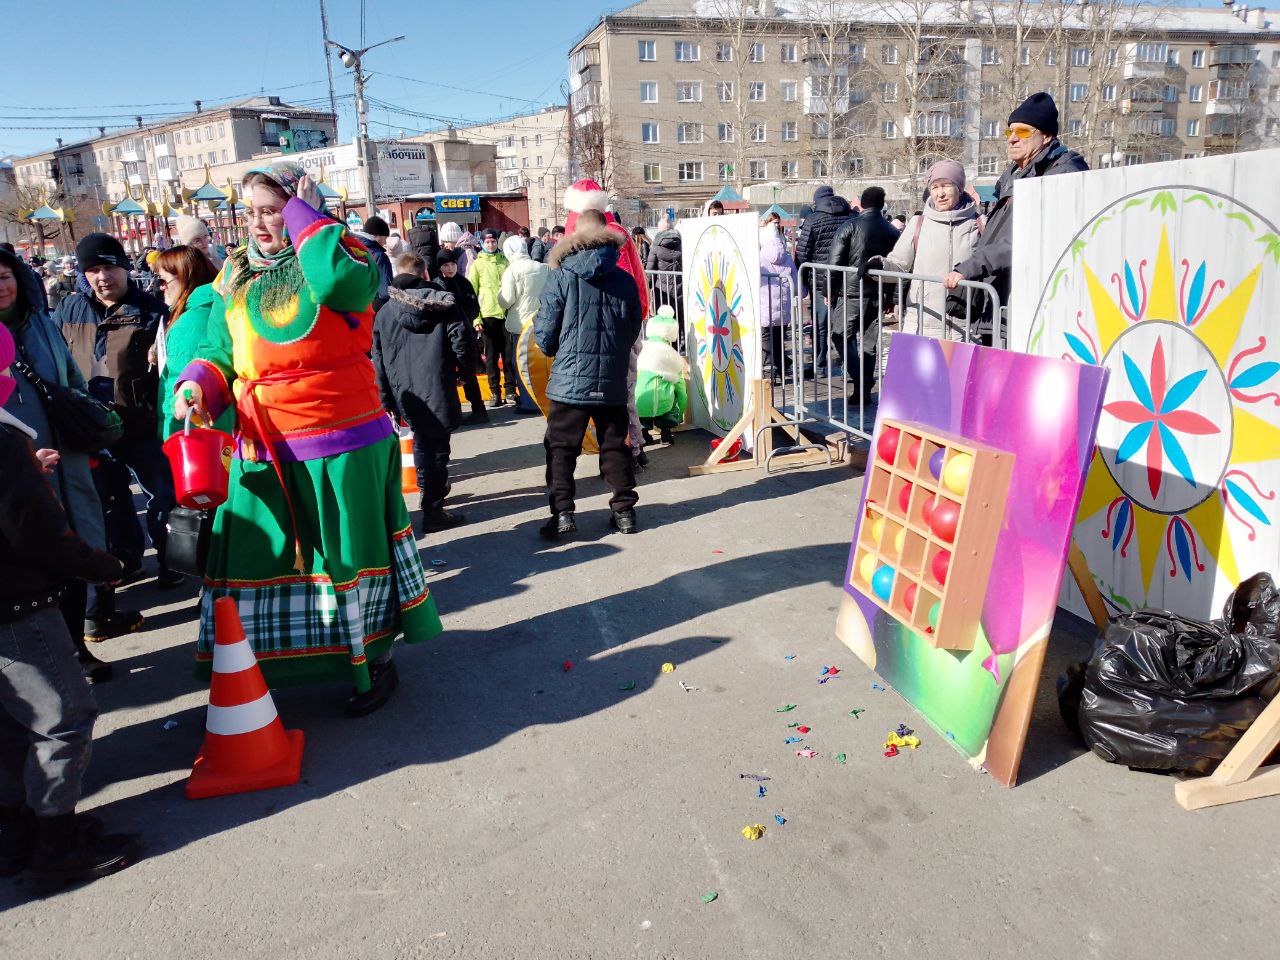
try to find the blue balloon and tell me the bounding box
[871,565,895,602]
[929,448,945,480]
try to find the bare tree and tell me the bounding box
[0,179,68,252]
[794,0,857,183]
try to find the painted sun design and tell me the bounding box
[1028,187,1280,611]
[690,227,752,433]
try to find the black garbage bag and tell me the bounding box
[1076,572,1280,775]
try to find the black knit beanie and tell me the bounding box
[75,232,129,271]
[1008,92,1059,137]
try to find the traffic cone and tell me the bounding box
[186,597,305,800]
[400,428,418,495]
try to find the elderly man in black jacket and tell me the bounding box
[535,210,644,539]
[795,186,855,372]
[827,186,901,394]
[944,92,1089,333]
[372,252,465,535]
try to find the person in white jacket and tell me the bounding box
[498,235,550,411]
[877,159,981,342]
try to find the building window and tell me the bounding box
[718,162,733,181]
[1071,47,1090,67]
[1186,118,1200,137]
[640,81,658,103]
[642,122,660,144]
[750,43,764,63]
[748,159,766,180]
[184,131,190,144]
[718,80,734,102]
[536,134,542,146]
[882,120,897,139]
[1069,83,1088,102]
[812,119,830,138]
[880,159,897,176]
[643,162,661,183]
[218,123,224,138]
[882,82,898,103]
[1045,47,1058,66]
[843,157,865,177]
[678,161,704,181]
[981,45,999,65]
[1020,46,1031,66]
[750,123,766,143]
[1100,119,1114,137]
[676,81,702,102]
[194,128,201,142]
[1068,119,1083,137]
[781,80,798,102]
[677,122,703,144]
[1167,47,1179,66]
[675,41,700,62]
[882,44,898,65]
[978,155,999,175]
[812,157,828,177]
[221,149,228,162]
[781,121,798,142]
[1163,84,1178,103]
[536,155,543,166]
[781,43,797,63]
[783,159,798,178]
[1188,84,1203,103]
[718,122,734,143]
[1134,43,1167,63]
[639,40,655,61]
[716,41,733,62]
[749,81,766,102]
[1102,84,1116,102]
[205,125,212,139]
[539,198,547,209]
[848,42,865,63]
[1160,118,1175,138]
[982,119,999,140]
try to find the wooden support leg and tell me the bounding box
[1067,540,1110,634]
[1175,693,1280,810]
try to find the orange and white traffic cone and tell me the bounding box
[400,427,418,495]
[186,597,305,801]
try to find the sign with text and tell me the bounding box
[434,194,481,217]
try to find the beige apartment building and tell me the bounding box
[412,106,569,231]
[11,96,337,229]
[567,0,1280,222]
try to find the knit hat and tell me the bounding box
[926,159,966,191]
[481,228,500,241]
[75,232,129,271]
[0,320,15,407]
[564,178,608,215]
[362,215,390,237]
[435,248,457,268]
[812,185,834,203]
[647,304,679,344]
[244,161,306,198]
[175,214,210,246]
[61,258,76,276]
[1008,92,1059,137]
[438,221,462,243]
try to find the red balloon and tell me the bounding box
[907,437,922,469]
[931,549,951,586]
[930,499,961,543]
[898,482,913,514]
[921,495,936,527]
[903,581,918,613]
[876,426,901,465]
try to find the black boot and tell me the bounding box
[84,610,144,643]
[660,426,674,445]
[0,805,36,877]
[420,509,466,534]
[539,511,577,539]
[346,659,399,718]
[73,637,115,684]
[31,813,140,889]
[610,508,638,535]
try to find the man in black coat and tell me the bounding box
[827,186,901,393]
[535,210,644,538]
[794,185,855,371]
[372,252,465,534]
[407,218,440,279]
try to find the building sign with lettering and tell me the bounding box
[434,194,481,216]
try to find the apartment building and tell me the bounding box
[411,106,569,230]
[11,97,337,227]
[567,0,1279,221]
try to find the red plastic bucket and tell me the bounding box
[163,414,233,509]
[710,436,742,461]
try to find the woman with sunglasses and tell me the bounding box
[153,246,226,439]
[943,92,1088,336]
[173,162,441,716]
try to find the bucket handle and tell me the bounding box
[181,390,210,432]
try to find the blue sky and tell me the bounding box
[1,0,618,158]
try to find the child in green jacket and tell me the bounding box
[634,305,687,445]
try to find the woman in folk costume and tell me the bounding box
[562,179,651,462]
[174,162,441,716]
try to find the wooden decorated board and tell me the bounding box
[516,321,598,454]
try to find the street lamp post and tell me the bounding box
[326,34,405,218]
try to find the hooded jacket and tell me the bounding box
[372,275,463,434]
[467,245,509,321]
[353,231,395,309]
[452,231,480,277]
[635,327,687,422]
[498,235,551,335]
[759,228,797,329]
[881,198,982,335]
[955,139,1088,306]
[407,223,440,276]
[795,187,855,294]
[535,226,644,406]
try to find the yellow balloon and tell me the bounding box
[859,552,877,583]
[871,517,886,542]
[894,528,906,554]
[943,452,973,495]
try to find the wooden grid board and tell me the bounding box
[851,418,1015,651]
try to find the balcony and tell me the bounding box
[1203,134,1239,151]
[1209,45,1256,69]
[121,143,142,163]
[1123,60,1166,80]
[1121,97,1165,114]
[154,139,173,158]
[1206,97,1250,116]
[127,172,144,187]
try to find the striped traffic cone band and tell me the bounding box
[186,597,305,800]
[400,428,418,495]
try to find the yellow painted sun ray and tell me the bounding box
[1076,450,1120,523]
[1197,263,1261,366]
[1084,263,1129,354]
[1147,225,1177,322]
[1226,406,1280,467]
[1185,494,1239,590]
[1132,505,1167,600]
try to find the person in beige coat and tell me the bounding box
[878,159,981,341]
[499,234,549,410]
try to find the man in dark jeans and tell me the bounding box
[55,233,176,641]
[535,210,644,538]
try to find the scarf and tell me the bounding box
[226,237,305,315]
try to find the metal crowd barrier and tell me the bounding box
[643,269,683,351]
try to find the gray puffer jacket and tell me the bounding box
[535,226,644,406]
